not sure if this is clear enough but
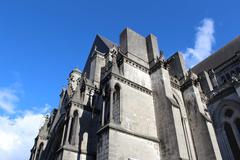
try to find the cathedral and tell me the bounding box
[29,28,240,160]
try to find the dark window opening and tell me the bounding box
[235,119,240,135]
[224,122,240,160]
[236,67,240,73]
[104,98,110,124]
[226,73,231,80]
[221,76,227,84]
[225,109,234,118]
[113,85,120,123]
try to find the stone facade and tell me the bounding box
[30,28,240,160]
[192,36,240,160]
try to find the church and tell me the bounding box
[29,28,240,160]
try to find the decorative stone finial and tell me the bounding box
[68,68,82,95]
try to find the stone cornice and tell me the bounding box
[101,49,150,77]
[208,84,236,105]
[214,54,240,73]
[123,57,149,74]
[57,145,96,156]
[69,101,101,114]
[101,72,152,95]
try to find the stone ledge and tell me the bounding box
[97,123,159,143]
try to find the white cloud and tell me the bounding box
[183,18,215,67]
[0,111,46,160]
[0,88,19,113]
[0,83,51,160]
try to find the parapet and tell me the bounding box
[120,28,159,67]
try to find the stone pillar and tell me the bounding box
[182,115,197,160]
[209,69,218,89]
[182,76,222,160]
[101,100,105,126]
[150,61,191,160]
[61,119,67,146]
[30,151,35,160]
[75,112,80,147]
[109,87,114,123]
[65,116,72,145]
[199,70,214,94]
[146,34,159,67]
[32,148,37,160]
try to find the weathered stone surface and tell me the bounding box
[30,28,240,160]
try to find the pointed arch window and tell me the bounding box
[69,111,79,145]
[113,84,121,124]
[224,122,240,159]
[235,118,240,136]
[104,95,110,124]
[216,102,240,160]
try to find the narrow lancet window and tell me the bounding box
[113,85,120,123]
[69,111,79,145]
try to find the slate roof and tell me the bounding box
[90,35,117,55]
[97,34,117,49]
[192,36,240,75]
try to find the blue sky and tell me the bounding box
[0,0,239,159]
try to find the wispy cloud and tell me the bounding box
[183,18,215,67]
[0,88,19,113]
[0,82,51,160]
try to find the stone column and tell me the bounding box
[109,87,114,123]
[30,151,35,160]
[61,119,67,146]
[182,117,197,160]
[182,76,222,160]
[101,100,105,126]
[65,116,73,145]
[209,69,218,89]
[150,61,189,159]
[32,149,36,160]
[75,113,80,146]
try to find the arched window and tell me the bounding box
[113,84,120,124]
[35,142,44,160]
[224,122,240,160]
[215,102,240,160]
[104,96,110,124]
[69,111,79,145]
[63,117,69,144]
[235,118,240,135]
[103,86,111,124]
